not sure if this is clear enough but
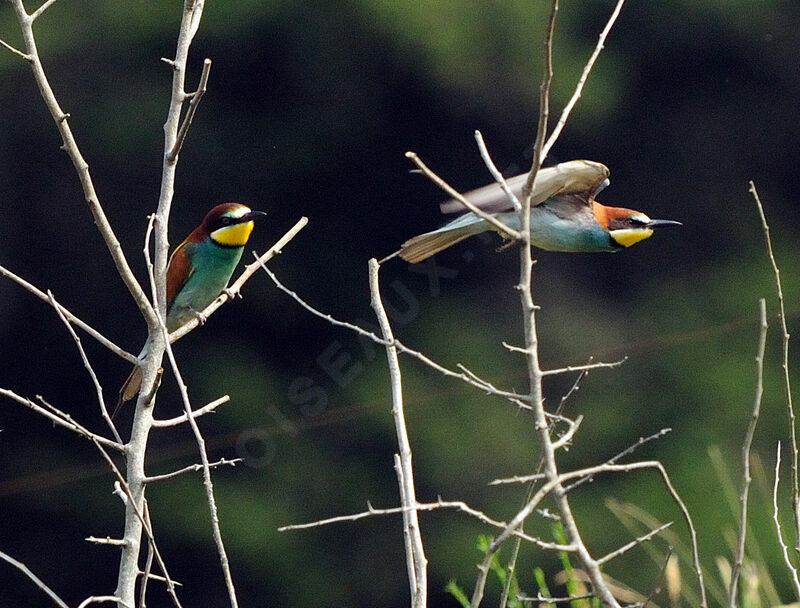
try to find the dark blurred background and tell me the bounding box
[1,1,799,606]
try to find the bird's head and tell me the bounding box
[593,204,682,248]
[202,203,267,247]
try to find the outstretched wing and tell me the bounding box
[439,160,610,215]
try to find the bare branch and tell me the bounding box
[551,414,583,450]
[596,521,673,566]
[145,219,240,608]
[85,536,127,546]
[483,460,705,608]
[0,549,70,608]
[541,0,627,160]
[92,439,183,607]
[773,443,800,597]
[76,596,129,608]
[0,264,136,363]
[143,458,242,484]
[259,262,530,404]
[405,151,521,241]
[0,37,31,60]
[47,291,122,444]
[0,388,124,451]
[152,395,230,427]
[727,299,768,607]
[168,216,308,343]
[564,427,673,493]
[7,0,158,330]
[30,0,62,22]
[474,130,521,213]
[279,497,573,551]
[751,181,799,555]
[167,57,212,163]
[541,357,627,376]
[368,259,427,608]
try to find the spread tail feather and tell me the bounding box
[398,223,482,263]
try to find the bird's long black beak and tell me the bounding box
[236,210,267,224]
[647,219,682,228]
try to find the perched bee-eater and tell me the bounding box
[118,203,266,406]
[397,160,680,263]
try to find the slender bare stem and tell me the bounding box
[596,522,673,566]
[92,439,183,608]
[0,37,31,60]
[405,151,521,240]
[7,0,158,329]
[168,57,212,163]
[152,395,230,427]
[260,263,529,404]
[541,0,627,160]
[727,299,768,607]
[0,388,123,451]
[168,216,308,343]
[369,259,427,608]
[0,264,136,363]
[474,130,522,213]
[143,458,242,484]
[0,549,70,608]
[117,3,208,605]
[144,221,239,608]
[773,443,800,596]
[30,0,62,22]
[751,181,799,556]
[47,291,123,444]
[279,497,570,550]
[77,597,129,608]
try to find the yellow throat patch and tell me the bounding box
[211,221,255,247]
[610,227,654,248]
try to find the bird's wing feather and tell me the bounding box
[166,241,196,307]
[439,160,609,214]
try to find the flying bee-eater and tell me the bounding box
[397,160,681,263]
[117,203,266,407]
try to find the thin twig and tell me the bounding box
[168,216,308,344]
[596,522,673,566]
[481,460,704,608]
[30,0,62,22]
[474,130,521,213]
[369,259,427,608]
[0,549,70,608]
[167,57,211,163]
[143,458,242,484]
[773,442,800,597]
[727,299,768,607]
[152,395,230,427]
[541,358,627,376]
[85,536,127,546]
[145,219,240,608]
[564,428,673,493]
[0,264,136,363]
[259,262,530,404]
[279,497,572,551]
[92,439,183,608]
[541,0,627,161]
[0,388,124,451]
[405,151,521,241]
[7,0,158,330]
[751,181,799,557]
[47,290,122,444]
[0,37,31,60]
[76,596,129,608]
